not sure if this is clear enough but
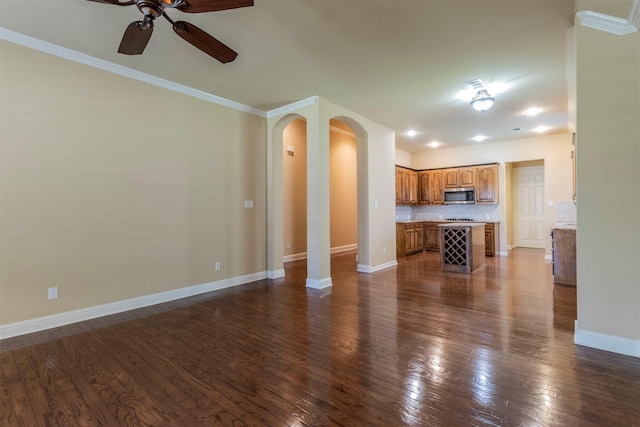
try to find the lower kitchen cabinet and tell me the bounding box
[409,221,499,257]
[484,223,497,257]
[396,222,425,257]
[425,222,441,252]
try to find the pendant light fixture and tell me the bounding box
[471,89,495,112]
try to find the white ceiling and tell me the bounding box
[0,0,633,152]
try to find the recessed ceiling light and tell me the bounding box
[407,130,417,137]
[533,125,550,133]
[472,135,488,142]
[429,141,441,148]
[524,107,543,116]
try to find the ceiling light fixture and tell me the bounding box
[524,107,543,116]
[407,130,417,137]
[471,89,495,112]
[429,141,441,148]
[472,135,488,142]
[534,125,550,133]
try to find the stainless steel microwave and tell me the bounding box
[444,187,475,204]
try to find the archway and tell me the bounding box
[266,98,394,288]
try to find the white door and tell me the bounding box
[514,166,545,248]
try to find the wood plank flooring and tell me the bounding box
[1,248,639,426]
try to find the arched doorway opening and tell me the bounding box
[268,106,374,287]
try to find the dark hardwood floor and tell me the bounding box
[1,248,639,426]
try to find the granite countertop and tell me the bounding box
[552,223,577,230]
[397,220,499,224]
[438,222,487,228]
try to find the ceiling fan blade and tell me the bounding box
[118,21,154,55]
[172,21,238,63]
[178,0,253,13]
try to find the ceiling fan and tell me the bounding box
[86,0,253,63]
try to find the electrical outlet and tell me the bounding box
[287,242,291,249]
[48,287,58,300]
[215,262,221,271]
[383,246,387,254]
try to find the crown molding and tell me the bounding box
[576,0,640,35]
[629,0,640,30]
[0,27,267,117]
[266,96,319,118]
[1,28,324,123]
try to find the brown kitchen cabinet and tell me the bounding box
[418,171,431,204]
[396,221,500,257]
[430,170,445,204]
[396,222,425,257]
[551,227,576,286]
[396,163,498,206]
[444,167,475,189]
[475,164,498,204]
[395,167,403,204]
[484,222,497,257]
[408,170,418,203]
[425,222,441,251]
[395,166,418,205]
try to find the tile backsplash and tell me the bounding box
[556,201,577,223]
[396,204,501,221]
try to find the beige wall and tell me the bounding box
[409,133,574,256]
[330,122,358,249]
[575,25,640,342]
[281,119,366,257]
[0,41,267,325]
[267,98,396,279]
[394,149,412,168]
[282,119,308,257]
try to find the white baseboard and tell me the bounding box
[331,244,358,254]
[283,252,307,262]
[284,244,357,263]
[306,277,332,289]
[357,260,398,273]
[498,251,509,257]
[0,271,267,340]
[267,269,285,279]
[544,254,553,261]
[574,321,640,358]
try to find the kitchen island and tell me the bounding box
[551,223,576,286]
[439,222,486,273]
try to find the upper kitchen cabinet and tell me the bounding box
[444,167,475,189]
[475,164,499,204]
[418,171,431,204]
[408,170,418,204]
[430,170,445,204]
[395,166,418,205]
[395,167,403,204]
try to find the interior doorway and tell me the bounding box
[282,118,307,262]
[512,162,546,249]
[281,118,359,267]
[329,119,358,259]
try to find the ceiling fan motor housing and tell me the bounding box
[160,0,185,7]
[135,0,164,18]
